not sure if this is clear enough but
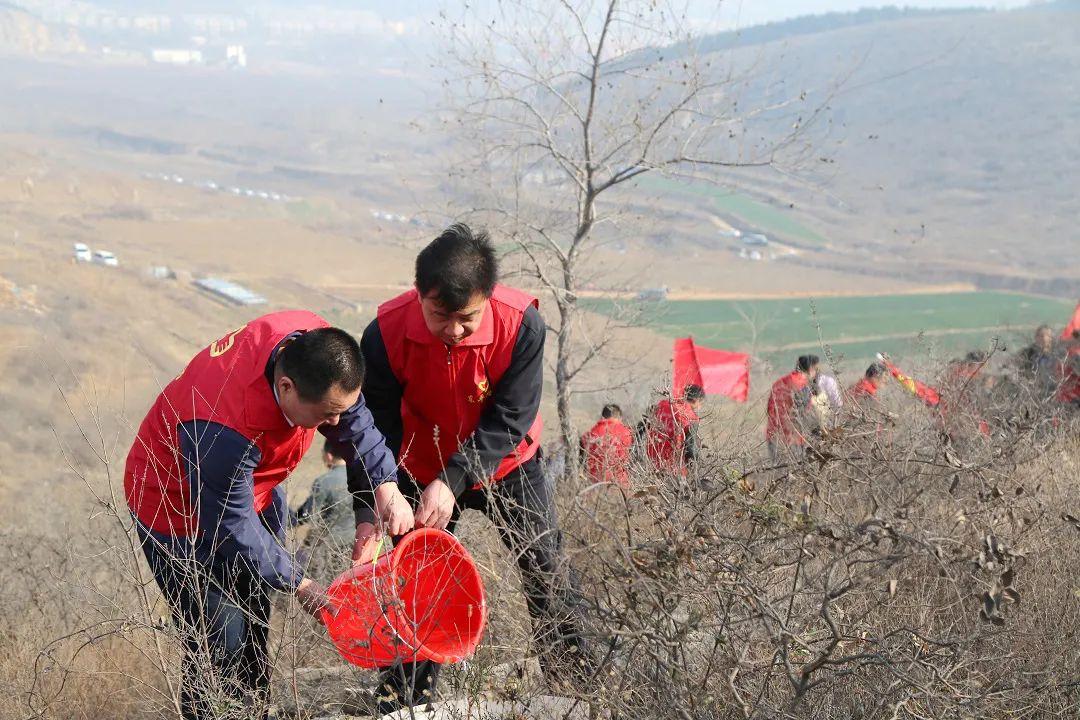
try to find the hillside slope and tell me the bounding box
[676,4,1080,278]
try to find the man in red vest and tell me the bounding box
[125,312,410,719]
[844,361,895,436]
[641,384,704,474]
[765,355,819,461]
[347,224,588,712]
[848,362,888,406]
[580,403,634,486]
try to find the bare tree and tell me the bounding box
[441,0,822,467]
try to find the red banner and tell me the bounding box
[882,359,941,407]
[673,337,750,403]
[1063,300,1080,340]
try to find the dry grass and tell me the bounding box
[2,361,1078,720]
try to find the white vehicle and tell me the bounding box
[73,243,92,262]
[93,250,119,267]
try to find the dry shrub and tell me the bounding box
[555,396,1080,719]
[5,360,1079,720]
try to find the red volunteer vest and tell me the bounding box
[848,377,879,403]
[377,285,543,487]
[124,311,329,536]
[645,399,698,472]
[765,371,810,444]
[581,418,633,486]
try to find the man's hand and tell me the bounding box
[295,578,333,622]
[375,482,414,536]
[415,479,456,530]
[352,522,382,566]
[351,483,414,568]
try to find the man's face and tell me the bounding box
[870,373,886,389]
[419,290,489,346]
[806,364,820,380]
[276,378,359,429]
[1036,328,1053,352]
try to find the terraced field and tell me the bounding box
[636,175,829,246]
[587,291,1076,372]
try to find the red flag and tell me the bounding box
[882,358,941,407]
[1063,300,1080,340]
[673,337,750,403]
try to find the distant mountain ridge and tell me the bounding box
[663,5,989,58]
[623,2,1078,67]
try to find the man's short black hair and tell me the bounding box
[415,223,498,311]
[277,327,364,402]
[684,384,706,402]
[601,403,622,419]
[964,349,988,363]
[866,362,886,379]
[796,354,820,373]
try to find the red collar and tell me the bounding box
[245,374,294,432]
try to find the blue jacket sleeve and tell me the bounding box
[179,420,303,592]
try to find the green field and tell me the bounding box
[587,291,1075,372]
[636,175,828,246]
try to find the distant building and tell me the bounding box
[93,250,119,267]
[148,266,176,280]
[151,49,203,66]
[636,287,669,302]
[194,278,267,306]
[742,233,769,247]
[226,45,247,68]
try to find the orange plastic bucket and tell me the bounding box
[320,528,487,668]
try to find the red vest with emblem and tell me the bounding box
[581,418,633,486]
[124,311,329,536]
[644,399,698,472]
[377,285,543,487]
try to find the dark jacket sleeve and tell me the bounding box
[440,304,545,496]
[179,420,302,592]
[294,491,314,526]
[320,387,398,500]
[683,422,701,465]
[346,318,406,525]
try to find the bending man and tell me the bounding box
[125,311,411,719]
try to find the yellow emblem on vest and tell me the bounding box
[209,325,246,358]
[468,378,492,404]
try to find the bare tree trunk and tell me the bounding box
[442,0,817,472]
[556,293,578,476]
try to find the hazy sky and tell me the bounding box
[383,0,1039,32]
[688,0,1031,30]
[84,0,1040,31]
